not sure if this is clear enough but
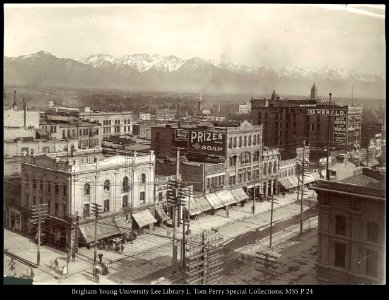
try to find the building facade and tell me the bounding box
[310,169,385,284]
[251,86,362,151]
[79,108,133,139]
[40,116,102,149]
[17,150,156,250]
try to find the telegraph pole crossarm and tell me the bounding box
[91,203,102,265]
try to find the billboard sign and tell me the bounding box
[188,128,227,155]
[175,129,189,141]
[333,116,346,144]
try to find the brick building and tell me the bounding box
[250,85,362,152]
[155,121,281,216]
[310,168,385,284]
[14,150,156,251]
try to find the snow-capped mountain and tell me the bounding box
[3,50,385,99]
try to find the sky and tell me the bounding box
[4,4,386,77]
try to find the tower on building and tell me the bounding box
[198,94,202,114]
[310,82,318,100]
[271,90,279,101]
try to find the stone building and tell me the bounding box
[310,168,385,284]
[16,149,156,250]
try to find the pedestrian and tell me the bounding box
[30,267,35,279]
[67,252,71,264]
[98,253,103,265]
[120,244,124,254]
[54,258,59,270]
[62,265,68,278]
[72,251,76,262]
[9,258,15,270]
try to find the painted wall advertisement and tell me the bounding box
[188,129,227,155]
[333,115,346,144]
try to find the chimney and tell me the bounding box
[23,98,27,129]
[198,94,202,114]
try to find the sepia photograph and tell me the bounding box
[3,3,385,289]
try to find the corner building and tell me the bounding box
[19,150,155,250]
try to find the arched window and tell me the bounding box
[253,135,257,145]
[84,183,90,196]
[263,163,267,175]
[244,136,247,147]
[248,135,252,146]
[269,162,272,174]
[141,174,146,184]
[104,180,110,191]
[233,137,237,148]
[123,177,129,192]
[239,137,242,147]
[229,137,233,149]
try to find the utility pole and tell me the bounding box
[300,140,305,234]
[31,203,47,266]
[252,176,256,214]
[269,192,274,248]
[171,147,181,274]
[91,202,101,265]
[326,92,332,180]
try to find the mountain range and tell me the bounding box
[4,51,385,99]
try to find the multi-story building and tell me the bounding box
[132,123,154,140]
[155,109,177,122]
[211,104,240,117]
[79,107,133,139]
[310,168,385,284]
[251,85,363,152]
[238,102,251,114]
[155,121,280,215]
[16,149,156,250]
[40,115,102,149]
[139,112,151,121]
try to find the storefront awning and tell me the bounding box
[113,216,132,234]
[194,195,213,213]
[215,190,237,206]
[155,207,169,222]
[205,193,225,209]
[79,218,121,244]
[361,159,380,167]
[231,188,249,202]
[132,209,157,228]
[278,178,293,190]
[186,198,202,216]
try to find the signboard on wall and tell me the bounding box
[175,129,189,141]
[333,116,347,144]
[188,128,227,155]
[306,108,347,116]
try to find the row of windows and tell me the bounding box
[279,168,295,178]
[26,194,65,217]
[335,215,379,243]
[263,161,278,175]
[258,112,322,122]
[228,134,261,149]
[84,175,146,195]
[206,175,225,189]
[228,151,261,167]
[82,193,144,217]
[26,178,66,196]
[102,119,131,126]
[334,242,378,278]
[307,123,321,131]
